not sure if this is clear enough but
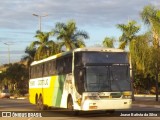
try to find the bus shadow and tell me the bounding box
[43,108,116,117]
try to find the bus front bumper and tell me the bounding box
[81,99,132,111]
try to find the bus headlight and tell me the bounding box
[122,91,132,99]
[123,95,132,99]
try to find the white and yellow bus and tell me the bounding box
[29,47,132,111]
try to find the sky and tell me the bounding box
[0,0,160,65]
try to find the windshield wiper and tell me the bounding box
[98,66,110,92]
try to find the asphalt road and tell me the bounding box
[0,98,160,120]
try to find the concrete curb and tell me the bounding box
[10,96,27,99]
[133,104,160,108]
[134,94,160,97]
[17,97,27,100]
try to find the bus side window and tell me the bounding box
[48,60,56,75]
[30,66,34,78]
[56,58,64,75]
[37,64,43,78]
[44,62,49,76]
[53,60,56,75]
[32,65,37,78]
[63,55,72,74]
[33,66,36,78]
[75,52,82,67]
[34,65,38,78]
[48,61,52,75]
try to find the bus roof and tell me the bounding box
[73,47,125,52]
[31,51,72,66]
[31,47,125,66]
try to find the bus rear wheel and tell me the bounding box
[37,96,46,110]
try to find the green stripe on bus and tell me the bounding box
[55,75,66,107]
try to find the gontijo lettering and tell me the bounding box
[29,78,50,88]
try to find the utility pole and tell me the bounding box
[4,42,14,64]
[32,13,48,31]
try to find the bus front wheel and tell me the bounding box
[67,96,73,110]
[67,96,79,115]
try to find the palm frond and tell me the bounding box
[141,5,157,25]
[118,41,128,49]
[74,39,86,48]
[52,20,89,51]
[30,41,41,48]
[103,37,115,48]
[73,30,89,40]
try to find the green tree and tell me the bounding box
[102,37,115,48]
[130,33,151,72]
[117,20,140,101]
[130,33,154,93]
[141,5,160,48]
[4,63,29,96]
[21,46,36,67]
[52,20,89,51]
[0,71,7,90]
[117,20,140,49]
[30,31,58,60]
[141,5,160,101]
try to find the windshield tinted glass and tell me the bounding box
[74,52,129,67]
[110,64,131,91]
[86,65,130,92]
[82,52,128,64]
[86,66,110,92]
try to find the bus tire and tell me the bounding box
[35,95,39,109]
[67,96,73,110]
[105,110,115,114]
[37,96,46,110]
[67,96,79,116]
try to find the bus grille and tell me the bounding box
[99,96,110,99]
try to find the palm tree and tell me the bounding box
[102,37,115,48]
[117,20,140,101]
[21,46,36,67]
[74,39,86,48]
[117,20,140,49]
[52,20,89,51]
[141,5,160,48]
[130,33,151,71]
[141,5,160,101]
[130,33,153,94]
[30,30,58,60]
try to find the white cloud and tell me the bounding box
[0,0,160,64]
[0,0,156,29]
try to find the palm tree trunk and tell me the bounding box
[153,30,159,48]
[129,54,135,101]
[66,39,74,51]
[153,31,159,101]
[155,66,159,101]
[155,51,159,102]
[129,43,135,101]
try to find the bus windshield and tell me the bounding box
[85,64,131,92]
[74,51,131,94]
